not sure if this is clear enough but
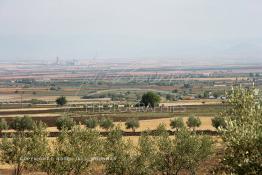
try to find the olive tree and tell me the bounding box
[39,126,103,175]
[170,117,184,131]
[84,118,98,129]
[220,87,262,174]
[153,124,179,175]
[0,121,48,175]
[0,118,8,133]
[130,131,156,175]
[10,116,34,131]
[174,128,213,175]
[153,124,213,175]
[104,126,134,175]
[186,116,201,130]
[55,116,75,130]
[211,116,226,130]
[125,118,140,132]
[24,122,50,173]
[99,118,114,131]
[0,132,29,175]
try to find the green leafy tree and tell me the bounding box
[56,96,67,106]
[175,128,213,175]
[170,117,184,131]
[24,122,50,173]
[63,126,102,174]
[85,118,98,129]
[10,116,34,131]
[99,118,114,131]
[186,116,201,130]
[125,118,139,132]
[0,118,8,133]
[0,122,48,175]
[153,125,213,175]
[153,124,177,175]
[37,126,103,175]
[0,132,28,175]
[55,116,75,130]
[220,87,262,174]
[104,126,134,175]
[211,116,226,130]
[140,92,160,108]
[131,131,156,175]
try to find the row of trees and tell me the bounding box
[0,87,261,174]
[56,117,139,132]
[0,116,34,133]
[170,116,201,131]
[0,122,213,175]
[0,116,140,133]
[0,114,220,134]
[55,117,138,132]
[56,115,202,132]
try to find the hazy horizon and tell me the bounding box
[1,0,262,63]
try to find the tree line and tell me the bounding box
[0,122,213,175]
[0,87,261,174]
[0,114,205,134]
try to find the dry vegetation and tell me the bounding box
[0,63,261,174]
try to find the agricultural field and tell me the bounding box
[1,1,262,173]
[0,62,261,174]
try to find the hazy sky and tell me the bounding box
[0,0,262,61]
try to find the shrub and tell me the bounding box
[125,118,139,132]
[55,96,67,106]
[186,116,201,130]
[84,118,98,129]
[170,117,184,131]
[10,116,34,131]
[211,116,226,130]
[0,119,8,132]
[99,118,114,130]
[28,99,48,104]
[55,116,75,130]
[154,125,213,175]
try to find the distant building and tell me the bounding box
[56,57,60,65]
